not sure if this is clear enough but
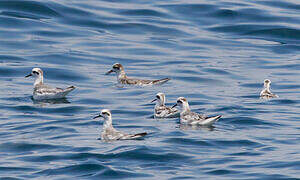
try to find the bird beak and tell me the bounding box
[25,73,32,78]
[105,69,114,75]
[151,99,157,103]
[171,104,177,108]
[93,114,103,119]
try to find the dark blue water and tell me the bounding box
[0,0,299,179]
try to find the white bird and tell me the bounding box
[151,92,179,118]
[93,109,147,141]
[260,79,279,99]
[172,97,222,126]
[25,68,76,100]
[106,63,170,86]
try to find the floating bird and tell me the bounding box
[151,92,179,118]
[106,63,170,86]
[93,109,147,141]
[260,79,279,99]
[25,68,76,100]
[172,97,221,126]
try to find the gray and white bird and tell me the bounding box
[106,63,170,86]
[151,93,179,118]
[93,109,147,141]
[172,97,222,126]
[260,79,279,99]
[25,68,76,100]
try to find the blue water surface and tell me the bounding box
[0,0,299,179]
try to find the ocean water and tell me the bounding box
[0,0,299,179]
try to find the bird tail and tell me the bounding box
[153,78,170,85]
[202,115,222,126]
[130,132,147,139]
[62,86,76,96]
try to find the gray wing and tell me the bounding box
[34,84,64,94]
[260,89,278,98]
[189,112,207,120]
[120,78,152,85]
[155,106,179,117]
[181,112,207,124]
[102,127,146,141]
[155,106,167,115]
[34,84,75,95]
[120,77,170,85]
[182,112,221,126]
[102,127,129,141]
[165,106,179,114]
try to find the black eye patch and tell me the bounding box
[177,100,181,103]
[156,95,160,99]
[102,112,110,115]
[33,71,39,75]
[113,66,119,69]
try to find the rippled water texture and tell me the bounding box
[0,0,299,179]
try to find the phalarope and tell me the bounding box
[106,63,170,86]
[93,109,147,141]
[25,68,76,100]
[151,92,179,118]
[260,79,278,99]
[172,97,222,126]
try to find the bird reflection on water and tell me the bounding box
[32,97,70,107]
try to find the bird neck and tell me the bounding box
[264,84,271,92]
[156,99,165,107]
[34,75,43,87]
[116,70,127,80]
[181,102,191,113]
[103,117,113,129]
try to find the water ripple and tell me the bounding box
[0,0,299,179]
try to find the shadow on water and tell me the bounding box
[31,97,71,106]
[177,124,215,131]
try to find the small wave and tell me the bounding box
[0,1,60,17]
